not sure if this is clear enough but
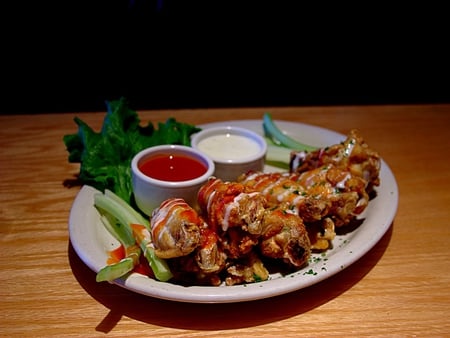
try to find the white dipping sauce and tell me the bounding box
[197,133,260,161]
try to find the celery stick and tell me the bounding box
[145,247,173,282]
[94,193,138,241]
[131,224,173,282]
[94,190,173,282]
[263,113,317,151]
[104,189,149,227]
[99,214,136,248]
[96,257,136,282]
[265,144,293,164]
[95,200,142,282]
[101,189,173,281]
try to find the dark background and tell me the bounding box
[2,1,449,114]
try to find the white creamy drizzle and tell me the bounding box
[204,179,221,214]
[298,171,316,188]
[284,206,299,215]
[221,193,243,231]
[243,172,260,181]
[151,206,169,231]
[292,194,305,206]
[251,174,303,204]
[344,138,356,157]
[151,199,186,243]
[277,187,293,203]
[206,190,216,215]
[362,170,370,185]
[157,212,177,243]
[291,151,307,171]
[261,178,279,197]
[336,172,351,190]
[356,198,366,209]
[221,192,260,232]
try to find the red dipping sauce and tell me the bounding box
[139,153,207,181]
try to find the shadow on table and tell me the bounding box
[68,223,393,332]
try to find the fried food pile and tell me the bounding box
[150,129,381,286]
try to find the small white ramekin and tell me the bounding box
[131,144,215,215]
[191,126,267,182]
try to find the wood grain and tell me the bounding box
[1,105,450,337]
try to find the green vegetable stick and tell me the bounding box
[130,223,173,282]
[94,190,173,282]
[96,257,136,282]
[264,144,293,169]
[99,214,136,248]
[104,189,149,227]
[263,113,317,151]
[94,193,138,242]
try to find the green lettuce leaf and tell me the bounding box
[63,97,201,204]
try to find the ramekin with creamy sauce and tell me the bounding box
[191,126,267,181]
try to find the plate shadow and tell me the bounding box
[68,223,393,333]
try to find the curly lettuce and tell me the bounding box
[63,97,201,204]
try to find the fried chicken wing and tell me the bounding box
[306,217,336,251]
[238,166,369,251]
[167,226,228,286]
[260,204,311,268]
[290,129,381,192]
[220,227,260,259]
[150,198,203,259]
[292,164,369,226]
[239,164,369,228]
[237,171,330,223]
[197,177,267,235]
[195,227,227,274]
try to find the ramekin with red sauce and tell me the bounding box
[131,145,215,215]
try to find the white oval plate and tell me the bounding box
[69,120,398,303]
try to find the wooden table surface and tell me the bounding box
[1,104,450,337]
